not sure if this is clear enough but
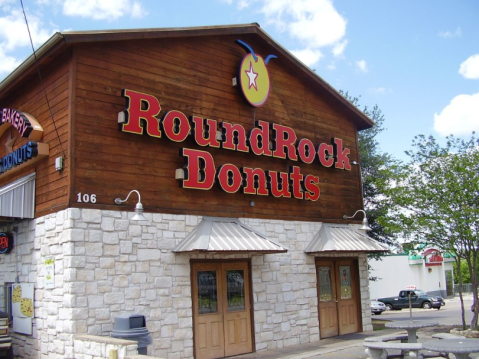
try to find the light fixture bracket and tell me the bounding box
[343,209,371,232]
[114,190,147,221]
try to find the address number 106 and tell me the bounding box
[77,193,97,203]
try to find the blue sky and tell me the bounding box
[1,0,478,161]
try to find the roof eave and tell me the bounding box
[0,32,65,95]
[0,23,373,129]
[253,26,374,130]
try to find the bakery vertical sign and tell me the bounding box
[118,40,352,201]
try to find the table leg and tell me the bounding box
[453,354,470,359]
[365,347,387,359]
[407,329,417,343]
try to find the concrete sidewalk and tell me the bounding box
[233,327,479,359]
[233,329,401,359]
[233,296,478,359]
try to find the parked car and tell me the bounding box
[377,289,445,310]
[370,300,387,315]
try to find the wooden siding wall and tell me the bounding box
[72,34,363,222]
[0,52,71,217]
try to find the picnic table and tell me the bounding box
[423,338,479,359]
[384,320,438,343]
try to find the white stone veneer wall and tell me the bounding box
[0,208,372,359]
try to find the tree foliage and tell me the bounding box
[454,259,472,284]
[340,91,400,246]
[390,133,479,329]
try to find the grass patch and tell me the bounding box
[372,319,388,331]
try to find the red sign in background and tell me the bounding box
[0,233,13,254]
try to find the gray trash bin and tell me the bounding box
[110,314,152,355]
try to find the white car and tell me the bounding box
[371,300,387,315]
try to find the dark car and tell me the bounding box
[378,289,445,310]
[370,300,387,315]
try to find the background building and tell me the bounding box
[369,247,455,300]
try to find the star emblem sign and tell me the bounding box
[236,39,277,107]
[245,61,258,90]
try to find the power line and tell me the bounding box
[20,0,66,159]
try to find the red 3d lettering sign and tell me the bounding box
[119,89,353,201]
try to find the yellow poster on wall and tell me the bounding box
[12,283,34,335]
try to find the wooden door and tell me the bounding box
[192,262,253,359]
[317,261,339,338]
[317,259,359,338]
[336,260,359,335]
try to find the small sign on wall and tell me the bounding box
[0,232,13,254]
[44,257,55,288]
[12,283,34,335]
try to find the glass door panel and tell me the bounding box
[226,270,245,311]
[339,265,352,300]
[197,271,218,314]
[318,266,333,302]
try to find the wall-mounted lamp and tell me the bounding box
[343,209,371,233]
[114,190,148,221]
[55,156,63,171]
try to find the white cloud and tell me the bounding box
[434,93,479,136]
[63,0,147,20]
[0,6,55,78]
[368,87,390,94]
[0,0,14,7]
[290,48,323,66]
[332,39,348,57]
[258,0,347,63]
[438,27,462,39]
[0,47,20,75]
[459,54,479,80]
[0,8,52,51]
[237,0,251,8]
[355,59,367,73]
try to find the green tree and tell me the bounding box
[390,133,479,329]
[454,259,471,284]
[340,92,400,246]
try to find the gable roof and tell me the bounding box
[0,23,373,130]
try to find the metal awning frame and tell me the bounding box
[173,216,288,254]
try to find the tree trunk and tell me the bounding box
[469,253,479,330]
[457,257,466,329]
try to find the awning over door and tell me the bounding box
[304,223,389,254]
[0,172,36,219]
[173,216,288,253]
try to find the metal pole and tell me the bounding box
[409,293,413,321]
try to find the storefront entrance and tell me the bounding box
[192,261,253,359]
[316,259,360,338]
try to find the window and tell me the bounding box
[0,282,13,323]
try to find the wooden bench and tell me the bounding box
[365,333,410,343]
[364,341,423,359]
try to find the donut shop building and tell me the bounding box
[0,24,387,358]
